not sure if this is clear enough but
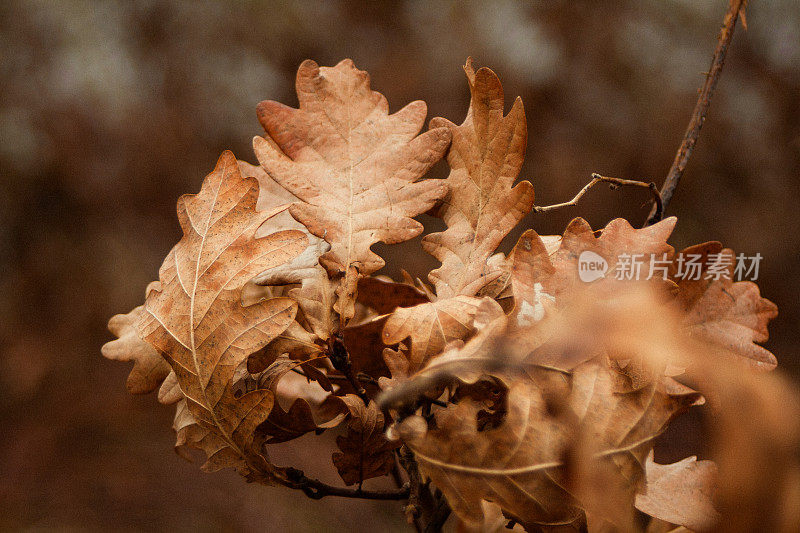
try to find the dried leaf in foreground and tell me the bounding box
[396,359,701,531]
[138,151,307,480]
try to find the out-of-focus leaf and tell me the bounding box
[635,452,720,532]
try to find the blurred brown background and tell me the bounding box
[1,1,798,531]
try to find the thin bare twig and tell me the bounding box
[533,173,662,218]
[290,367,379,388]
[646,0,746,225]
[284,468,410,500]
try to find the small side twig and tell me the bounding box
[645,0,747,225]
[533,173,662,216]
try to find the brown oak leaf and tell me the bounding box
[634,452,720,531]
[671,242,778,370]
[102,281,170,395]
[239,161,330,286]
[544,216,677,298]
[382,296,483,374]
[138,150,307,481]
[332,395,400,486]
[423,58,535,299]
[396,359,701,531]
[253,59,451,323]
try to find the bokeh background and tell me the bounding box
[2,0,798,531]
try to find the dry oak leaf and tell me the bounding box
[472,235,561,309]
[158,370,183,405]
[240,161,336,357]
[102,281,171,395]
[671,242,778,370]
[356,276,429,315]
[499,218,677,317]
[170,396,264,477]
[332,395,400,486]
[238,161,331,286]
[246,271,336,375]
[396,359,702,531]
[253,58,451,321]
[248,355,345,445]
[543,216,677,298]
[423,58,534,299]
[382,295,484,375]
[377,299,505,398]
[634,452,719,532]
[138,150,307,481]
[506,221,778,381]
[490,222,675,371]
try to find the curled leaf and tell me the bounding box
[249,355,345,445]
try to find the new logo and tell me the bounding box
[578,250,608,282]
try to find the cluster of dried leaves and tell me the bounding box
[103,59,797,532]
